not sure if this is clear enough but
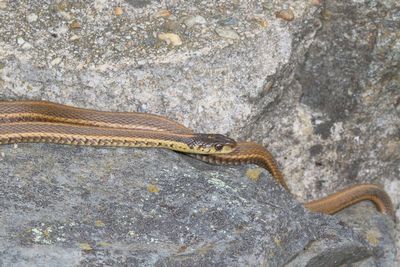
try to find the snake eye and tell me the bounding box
[214,144,224,151]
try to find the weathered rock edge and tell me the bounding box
[0,144,393,266]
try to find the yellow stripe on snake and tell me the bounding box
[0,100,394,220]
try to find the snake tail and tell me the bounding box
[304,184,395,220]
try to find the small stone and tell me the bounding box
[54,25,69,35]
[70,35,79,41]
[79,243,92,251]
[50,57,62,66]
[17,37,25,45]
[219,17,239,26]
[98,242,111,247]
[21,42,32,49]
[253,17,268,28]
[26,13,38,23]
[95,220,105,227]
[58,11,72,20]
[114,44,125,52]
[70,20,81,29]
[310,0,322,6]
[158,32,182,46]
[155,9,171,18]
[114,6,123,16]
[128,231,137,237]
[275,9,295,21]
[215,27,239,40]
[147,184,160,193]
[167,15,177,21]
[0,1,7,9]
[184,15,207,28]
[162,20,179,31]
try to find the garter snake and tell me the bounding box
[0,100,395,220]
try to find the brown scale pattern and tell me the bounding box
[0,100,191,133]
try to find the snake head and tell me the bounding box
[189,133,237,154]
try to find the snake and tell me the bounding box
[0,100,395,220]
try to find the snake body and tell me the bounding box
[0,101,236,154]
[0,100,395,219]
[0,122,238,154]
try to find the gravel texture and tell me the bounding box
[0,0,398,265]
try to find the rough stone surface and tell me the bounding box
[0,144,391,266]
[0,0,398,265]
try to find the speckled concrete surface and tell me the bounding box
[0,0,398,265]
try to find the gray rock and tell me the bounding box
[215,27,240,40]
[0,144,392,266]
[218,17,239,26]
[26,13,38,23]
[16,36,25,45]
[184,15,207,28]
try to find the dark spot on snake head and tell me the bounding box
[215,144,224,151]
